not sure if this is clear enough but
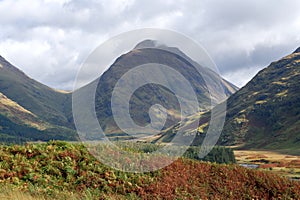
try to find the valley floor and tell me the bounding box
[234,149,300,179]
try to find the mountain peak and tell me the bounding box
[133,40,191,63]
[134,39,160,49]
[293,47,300,54]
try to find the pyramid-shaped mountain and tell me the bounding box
[89,40,238,139]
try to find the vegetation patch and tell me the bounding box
[276,89,288,97]
[0,141,299,199]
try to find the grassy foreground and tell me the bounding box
[0,141,299,199]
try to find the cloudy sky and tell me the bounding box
[0,0,300,90]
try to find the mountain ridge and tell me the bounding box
[0,42,238,143]
[155,47,300,154]
[3,44,298,147]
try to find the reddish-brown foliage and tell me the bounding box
[1,142,299,199]
[137,159,300,200]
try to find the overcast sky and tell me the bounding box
[0,0,299,90]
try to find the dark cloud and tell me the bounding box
[0,0,299,89]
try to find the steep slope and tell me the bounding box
[156,47,300,154]
[91,40,238,139]
[0,55,73,127]
[220,47,300,152]
[0,56,77,143]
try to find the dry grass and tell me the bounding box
[0,92,50,130]
[234,150,300,162]
[51,88,71,94]
[0,185,96,200]
[276,89,288,97]
[234,149,300,177]
[0,92,34,115]
[0,186,45,200]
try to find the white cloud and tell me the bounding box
[223,66,262,88]
[0,0,299,89]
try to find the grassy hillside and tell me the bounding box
[0,141,299,199]
[0,55,73,128]
[0,93,77,144]
[156,48,300,154]
[0,115,77,144]
[221,48,300,152]
[0,56,77,143]
[0,92,49,130]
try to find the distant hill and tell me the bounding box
[0,56,77,143]
[156,47,300,154]
[89,40,238,139]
